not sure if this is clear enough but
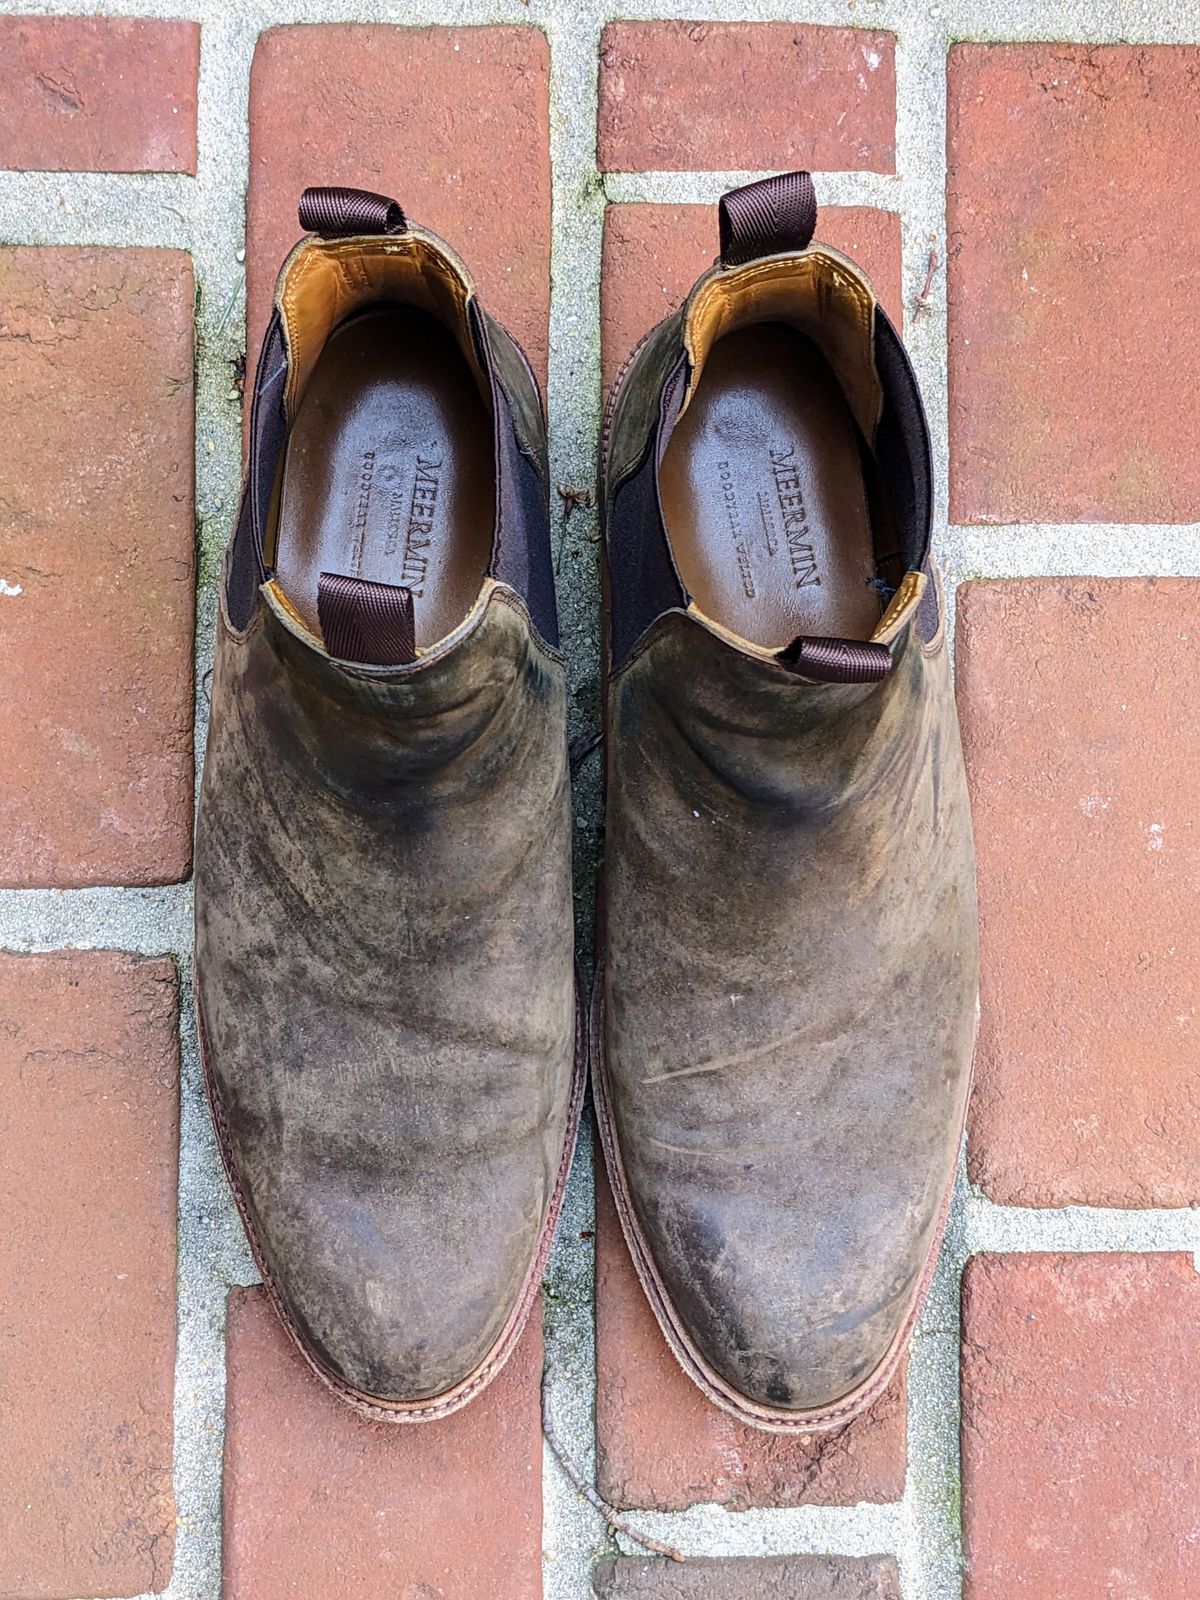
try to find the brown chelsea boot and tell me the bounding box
[594,173,978,1431]
[195,186,583,1419]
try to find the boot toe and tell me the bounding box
[244,1169,542,1406]
[641,1190,924,1415]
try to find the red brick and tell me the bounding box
[223,1286,543,1599]
[947,45,1200,523]
[0,17,198,173]
[961,1253,1200,1600]
[957,579,1200,1207]
[594,1165,906,1512]
[595,1554,901,1598]
[247,25,550,387]
[0,248,195,888]
[599,23,895,175]
[601,203,903,392]
[0,951,178,1599]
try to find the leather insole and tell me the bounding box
[660,324,882,646]
[273,307,492,650]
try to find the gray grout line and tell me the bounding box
[168,13,261,1600]
[603,169,901,209]
[965,1187,1200,1260]
[540,7,610,1597]
[941,523,1200,581]
[888,11,962,1597]
[0,884,194,954]
[0,170,194,247]
[4,0,1200,1597]
[617,1501,907,1561]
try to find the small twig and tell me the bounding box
[912,248,940,320]
[569,726,603,776]
[556,483,595,520]
[213,271,246,339]
[541,1366,685,1562]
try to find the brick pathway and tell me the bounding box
[1,5,1198,1600]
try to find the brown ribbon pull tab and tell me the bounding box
[299,186,406,239]
[318,572,417,666]
[719,171,817,267]
[781,635,892,685]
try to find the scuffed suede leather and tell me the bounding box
[603,609,976,1411]
[197,584,575,1401]
[599,224,978,1419]
[196,196,577,1412]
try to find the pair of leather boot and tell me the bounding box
[195,175,978,1432]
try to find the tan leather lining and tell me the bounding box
[682,247,883,440]
[875,570,928,643]
[276,226,487,418]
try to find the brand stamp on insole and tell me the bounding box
[769,444,822,590]
[717,458,757,600]
[351,450,377,566]
[710,442,824,604]
[378,453,443,597]
[344,448,445,597]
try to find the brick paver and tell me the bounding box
[0,246,195,887]
[595,1554,901,1598]
[223,1286,544,1599]
[598,22,895,173]
[957,578,1200,1207]
[0,16,199,173]
[947,44,1200,523]
[594,1168,906,1512]
[961,1253,1200,1599]
[247,24,551,386]
[601,202,903,391]
[0,951,179,1600]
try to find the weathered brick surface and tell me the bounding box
[601,202,903,391]
[223,1286,544,1599]
[247,24,551,385]
[957,578,1200,1207]
[0,951,179,1599]
[595,1554,901,1598]
[962,1253,1200,1599]
[598,22,895,174]
[0,247,195,888]
[0,16,199,173]
[947,44,1200,523]
[594,1167,906,1512]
